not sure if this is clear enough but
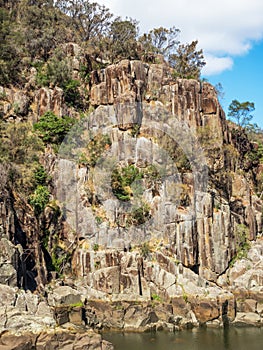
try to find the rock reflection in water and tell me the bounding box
[103,327,263,350]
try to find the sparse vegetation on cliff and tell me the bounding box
[29,185,50,217]
[111,164,143,201]
[80,132,111,167]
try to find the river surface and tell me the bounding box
[103,327,263,350]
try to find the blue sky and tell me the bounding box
[207,41,263,128]
[96,0,263,128]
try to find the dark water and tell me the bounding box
[103,327,263,350]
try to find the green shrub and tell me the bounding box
[35,61,50,86]
[79,64,91,83]
[151,294,161,302]
[93,243,99,251]
[143,164,161,181]
[0,121,44,194]
[128,203,151,226]
[29,185,50,216]
[69,301,84,308]
[130,123,141,137]
[140,242,151,258]
[95,216,103,225]
[51,249,71,275]
[111,164,142,201]
[62,79,82,108]
[36,48,72,87]
[34,164,48,186]
[230,224,251,266]
[34,111,76,146]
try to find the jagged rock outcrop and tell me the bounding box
[55,59,262,281]
[0,188,48,290]
[0,190,24,288]
[0,52,263,339]
[0,237,21,287]
[0,283,113,349]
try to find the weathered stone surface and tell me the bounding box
[249,287,263,303]
[144,262,176,291]
[171,296,189,317]
[227,260,250,285]
[69,306,83,325]
[233,266,263,289]
[13,91,30,116]
[5,311,55,333]
[257,302,263,315]
[0,264,17,287]
[86,299,178,331]
[190,297,220,324]
[233,312,261,326]
[0,329,113,350]
[67,80,260,282]
[24,290,39,314]
[48,286,82,306]
[36,301,54,318]
[36,87,64,117]
[202,97,217,114]
[92,266,120,294]
[0,238,20,287]
[0,333,36,350]
[0,88,30,119]
[217,293,236,322]
[0,284,16,307]
[54,306,70,326]
[237,299,257,313]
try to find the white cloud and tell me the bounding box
[96,0,263,76]
[202,54,233,76]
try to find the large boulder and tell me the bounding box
[233,312,261,327]
[48,286,82,307]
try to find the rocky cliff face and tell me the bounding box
[0,48,263,336]
[55,58,261,279]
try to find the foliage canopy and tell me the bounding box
[228,99,255,128]
[34,111,76,145]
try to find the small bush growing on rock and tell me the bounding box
[178,283,189,303]
[111,163,162,202]
[230,224,251,267]
[29,185,50,217]
[51,248,71,275]
[151,293,161,302]
[34,111,76,146]
[93,243,99,251]
[130,123,141,137]
[127,203,151,226]
[95,216,103,225]
[111,164,142,201]
[33,164,49,186]
[140,242,151,258]
[69,301,84,309]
